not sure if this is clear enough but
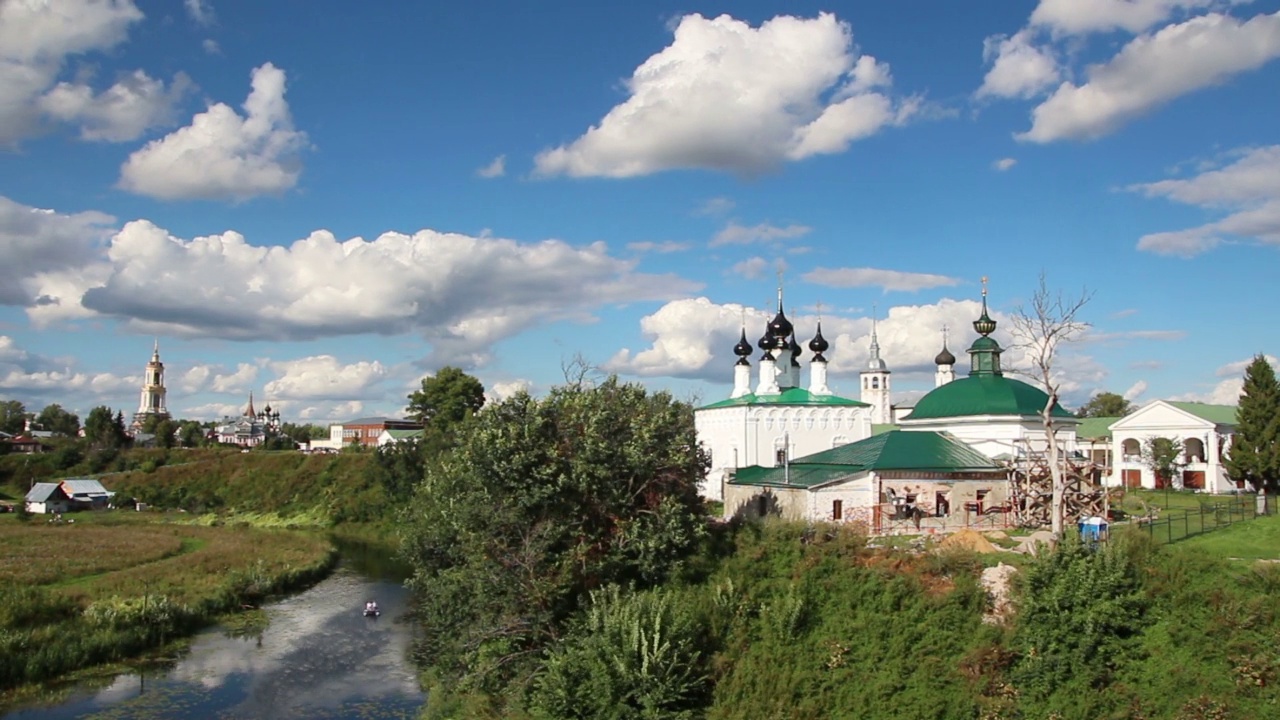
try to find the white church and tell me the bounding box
[697,282,1087,525]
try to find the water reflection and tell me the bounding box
[3,560,423,720]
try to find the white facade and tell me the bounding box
[696,404,869,500]
[132,340,169,430]
[860,317,892,425]
[1106,401,1238,493]
[899,414,1080,461]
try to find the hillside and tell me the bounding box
[1,447,384,526]
[105,451,381,524]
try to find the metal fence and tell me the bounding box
[1140,495,1274,544]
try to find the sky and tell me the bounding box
[2,0,1279,424]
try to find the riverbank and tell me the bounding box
[0,511,337,701]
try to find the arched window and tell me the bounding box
[1184,437,1205,463]
[1121,438,1140,461]
[872,377,880,389]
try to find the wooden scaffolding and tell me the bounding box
[1006,438,1108,529]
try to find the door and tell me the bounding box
[1122,469,1141,488]
[1182,471,1205,490]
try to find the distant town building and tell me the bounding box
[307,416,423,451]
[132,340,170,431]
[212,392,281,447]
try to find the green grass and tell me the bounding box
[1178,510,1280,561]
[0,513,336,693]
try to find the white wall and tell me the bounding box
[1107,402,1234,493]
[696,404,870,500]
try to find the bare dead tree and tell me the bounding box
[560,352,601,389]
[1008,272,1094,538]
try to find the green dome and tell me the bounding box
[906,375,1071,421]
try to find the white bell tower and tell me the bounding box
[859,307,892,425]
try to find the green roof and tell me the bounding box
[1076,416,1120,439]
[870,423,898,436]
[700,387,867,410]
[1167,401,1237,426]
[730,431,1003,488]
[384,428,424,439]
[905,375,1072,421]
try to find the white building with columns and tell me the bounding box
[1105,400,1239,492]
[695,293,870,500]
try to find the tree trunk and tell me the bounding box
[1045,393,1064,539]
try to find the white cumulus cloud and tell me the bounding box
[118,62,308,200]
[1029,0,1225,36]
[264,356,388,401]
[0,0,187,145]
[534,13,913,178]
[1174,355,1278,405]
[977,30,1060,99]
[476,154,505,178]
[0,195,115,307]
[40,69,192,142]
[1130,145,1280,256]
[64,219,698,367]
[1019,11,1280,143]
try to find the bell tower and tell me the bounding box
[859,305,892,424]
[133,339,170,429]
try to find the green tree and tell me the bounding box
[35,403,80,436]
[280,422,326,443]
[371,436,427,500]
[1142,437,1185,489]
[406,366,485,433]
[153,418,178,449]
[0,400,26,435]
[178,420,207,447]
[1075,391,1132,418]
[401,377,708,701]
[1225,355,1280,493]
[84,406,128,449]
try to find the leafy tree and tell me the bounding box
[406,366,485,433]
[35,403,80,436]
[153,418,179,449]
[280,422,326,443]
[0,400,26,435]
[530,586,709,720]
[371,436,427,500]
[84,406,128,449]
[1075,392,1132,418]
[1225,355,1280,493]
[1011,536,1148,711]
[1142,437,1185,490]
[178,420,207,447]
[401,377,708,700]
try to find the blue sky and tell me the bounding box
[2,0,1279,423]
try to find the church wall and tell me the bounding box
[696,404,870,500]
[901,417,1079,461]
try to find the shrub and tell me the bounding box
[531,585,709,720]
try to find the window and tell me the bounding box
[832,499,843,521]
[871,377,879,389]
[775,448,787,466]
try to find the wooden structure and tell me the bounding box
[1007,438,1107,529]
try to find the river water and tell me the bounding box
[2,542,425,720]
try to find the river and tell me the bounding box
[2,541,425,720]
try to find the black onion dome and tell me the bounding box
[808,322,829,361]
[757,328,776,353]
[768,308,794,339]
[734,329,753,366]
[808,323,829,352]
[789,335,802,366]
[934,345,956,366]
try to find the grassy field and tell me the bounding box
[0,510,336,695]
[1178,509,1280,561]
